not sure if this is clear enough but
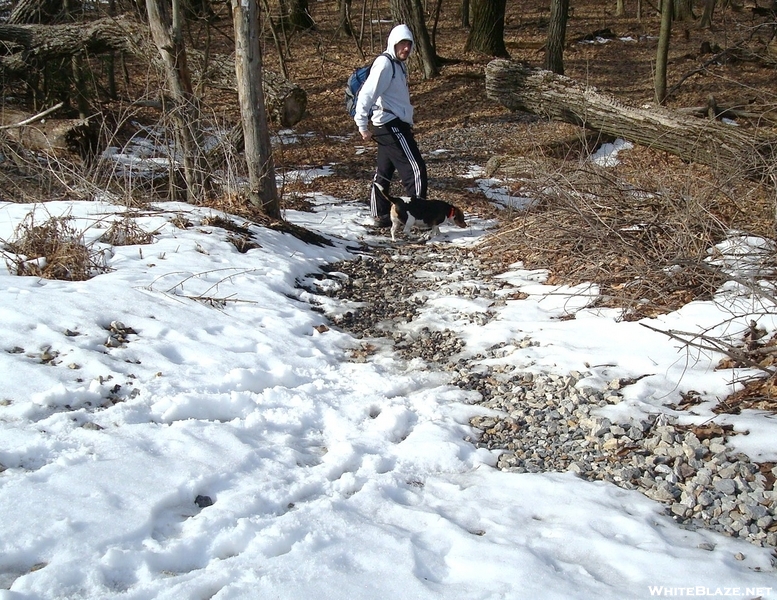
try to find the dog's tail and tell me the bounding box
[373,182,404,207]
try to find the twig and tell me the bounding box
[0,102,65,130]
[665,49,734,101]
[186,294,257,307]
[641,322,777,376]
[676,258,777,305]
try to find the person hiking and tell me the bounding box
[354,24,428,228]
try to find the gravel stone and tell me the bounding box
[304,241,777,549]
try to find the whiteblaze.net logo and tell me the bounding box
[648,586,773,597]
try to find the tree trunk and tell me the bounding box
[484,59,777,181]
[287,0,314,30]
[464,0,509,58]
[461,0,470,27]
[655,0,673,104]
[544,0,569,74]
[615,0,625,17]
[338,0,353,37]
[699,0,716,28]
[390,0,439,78]
[430,0,443,49]
[232,0,280,217]
[105,0,118,100]
[464,0,510,58]
[146,0,210,203]
[674,0,695,20]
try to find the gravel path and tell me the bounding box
[304,239,777,550]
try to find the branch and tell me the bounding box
[0,102,64,130]
[641,322,777,376]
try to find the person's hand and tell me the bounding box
[360,130,372,142]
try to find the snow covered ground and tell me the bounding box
[1,145,776,599]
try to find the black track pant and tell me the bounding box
[369,118,427,218]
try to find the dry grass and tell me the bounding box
[720,373,777,413]
[481,150,777,319]
[201,214,262,253]
[3,212,110,281]
[99,213,156,246]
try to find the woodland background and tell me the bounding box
[1,0,777,391]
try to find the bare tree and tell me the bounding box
[429,0,443,49]
[232,0,280,217]
[287,0,315,30]
[674,0,695,21]
[545,0,569,74]
[700,0,717,28]
[146,0,210,203]
[464,0,509,58]
[655,0,673,104]
[390,0,439,78]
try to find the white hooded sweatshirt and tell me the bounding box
[353,24,415,133]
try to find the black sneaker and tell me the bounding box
[373,214,391,228]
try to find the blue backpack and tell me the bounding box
[345,52,397,118]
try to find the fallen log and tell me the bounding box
[0,17,307,127]
[484,59,777,181]
[0,16,307,127]
[194,52,307,127]
[8,0,66,24]
[0,15,146,74]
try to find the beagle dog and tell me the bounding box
[373,183,467,242]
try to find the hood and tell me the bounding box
[386,24,414,59]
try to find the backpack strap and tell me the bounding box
[370,52,399,118]
[378,52,398,79]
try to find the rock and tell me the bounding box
[195,495,213,508]
[308,241,777,550]
[714,479,737,495]
[698,542,716,551]
[602,438,620,452]
[671,503,688,517]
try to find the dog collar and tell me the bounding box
[448,207,455,219]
